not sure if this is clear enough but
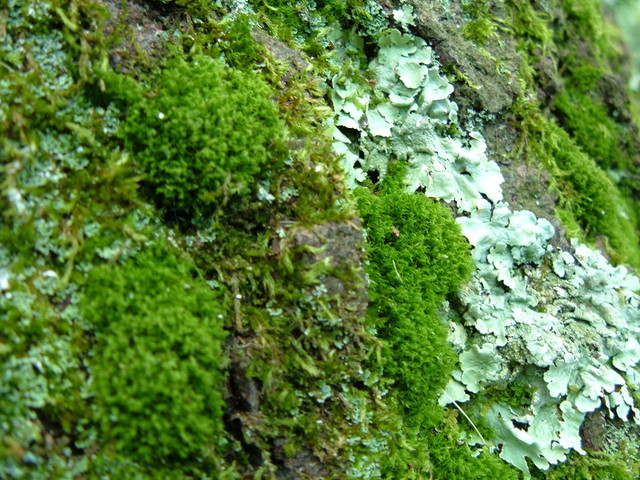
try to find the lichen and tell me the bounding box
[323,6,640,478]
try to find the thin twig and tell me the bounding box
[441,390,487,445]
[392,259,403,283]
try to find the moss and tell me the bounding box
[557,0,615,64]
[477,381,536,410]
[0,2,170,477]
[351,165,518,477]
[506,0,553,46]
[356,166,474,427]
[428,410,521,480]
[80,241,227,466]
[517,107,640,266]
[121,54,287,224]
[250,0,372,34]
[4,0,639,477]
[145,0,220,19]
[461,0,502,46]
[212,15,272,70]
[462,17,499,46]
[531,450,640,480]
[140,11,414,478]
[554,89,633,171]
[552,61,636,172]
[504,0,640,268]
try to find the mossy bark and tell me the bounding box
[2,0,639,479]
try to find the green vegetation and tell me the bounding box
[250,0,384,42]
[80,242,227,466]
[554,80,632,172]
[354,167,520,478]
[0,1,173,477]
[3,0,640,478]
[516,105,640,266]
[462,0,640,268]
[507,0,640,268]
[531,451,640,480]
[461,0,502,45]
[122,55,287,223]
[356,168,474,427]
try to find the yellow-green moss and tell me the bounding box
[80,241,227,467]
[356,166,474,427]
[531,450,640,480]
[514,103,640,267]
[551,55,636,171]
[121,54,287,224]
[505,0,640,268]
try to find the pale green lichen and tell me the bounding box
[327,19,640,479]
[329,28,503,213]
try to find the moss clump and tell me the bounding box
[427,412,521,480]
[354,167,521,477]
[531,450,639,480]
[515,104,640,267]
[552,61,636,172]
[461,0,501,46]
[356,167,474,427]
[122,54,287,222]
[504,0,640,268]
[81,241,227,467]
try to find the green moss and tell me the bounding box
[504,0,640,268]
[357,179,474,426]
[531,450,640,480]
[478,381,536,410]
[552,61,636,173]
[461,0,501,46]
[5,0,639,477]
[518,109,640,266]
[463,17,499,46]
[121,54,287,223]
[145,0,219,19]
[80,240,227,467]
[428,411,521,480]
[554,90,632,171]
[352,167,519,477]
[251,0,370,33]
[506,0,554,49]
[557,0,612,62]
[0,2,177,477]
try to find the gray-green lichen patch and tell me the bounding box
[445,224,640,477]
[326,19,640,479]
[330,27,502,212]
[406,0,522,114]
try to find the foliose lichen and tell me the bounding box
[323,10,640,478]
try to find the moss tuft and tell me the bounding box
[121,54,287,223]
[81,241,227,466]
[514,104,640,267]
[356,165,474,427]
[531,450,640,480]
[552,61,636,172]
[505,0,640,268]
